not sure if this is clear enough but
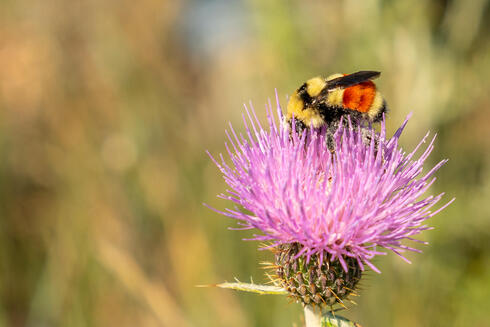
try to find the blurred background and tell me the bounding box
[0,0,489,326]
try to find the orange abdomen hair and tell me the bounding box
[342,81,376,113]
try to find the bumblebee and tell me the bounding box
[286,71,388,133]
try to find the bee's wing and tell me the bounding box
[325,71,381,90]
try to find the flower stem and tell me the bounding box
[304,305,321,327]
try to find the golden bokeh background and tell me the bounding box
[1,0,489,326]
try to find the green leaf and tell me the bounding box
[199,280,288,295]
[321,312,362,327]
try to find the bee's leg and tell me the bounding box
[360,128,373,147]
[359,125,386,162]
[325,121,340,153]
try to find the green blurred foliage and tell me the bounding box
[0,0,489,326]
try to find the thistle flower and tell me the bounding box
[208,95,453,307]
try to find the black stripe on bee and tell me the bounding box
[318,103,364,124]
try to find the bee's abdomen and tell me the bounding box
[342,81,376,113]
[370,98,388,123]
